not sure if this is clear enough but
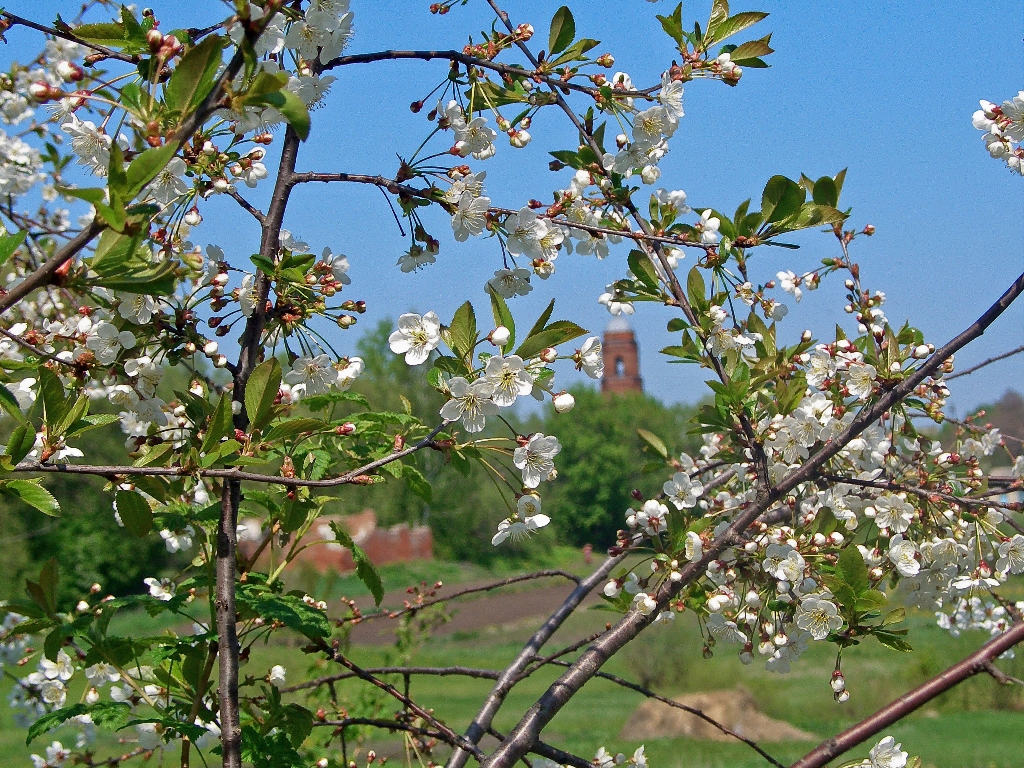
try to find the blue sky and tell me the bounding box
[8,0,1024,415]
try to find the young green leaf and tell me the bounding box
[115,489,153,537]
[637,428,669,459]
[837,545,870,596]
[330,522,384,606]
[164,34,224,115]
[245,357,282,430]
[2,480,60,516]
[548,6,576,55]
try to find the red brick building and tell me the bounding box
[601,315,643,394]
[238,510,432,573]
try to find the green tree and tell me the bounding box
[534,385,701,547]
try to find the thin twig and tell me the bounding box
[546,661,786,768]
[284,665,500,694]
[947,344,1024,380]
[13,422,449,487]
[353,569,581,623]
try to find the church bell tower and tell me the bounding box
[601,315,642,394]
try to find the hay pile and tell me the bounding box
[618,687,815,742]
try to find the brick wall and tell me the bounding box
[238,510,432,572]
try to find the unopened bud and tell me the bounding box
[146,29,164,52]
[184,207,202,226]
[539,347,557,363]
[489,326,511,346]
[552,391,575,413]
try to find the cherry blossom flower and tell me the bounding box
[577,336,604,378]
[451,193,491,241]
[513,433,561,488]
[487,268,533,298]
[663,472,703,509]
[483,354,534,406]
[439,377,498,432]
[388,311,441,365]
[285,355,337,398]
[868,736,908,768]
[888,535,920,577]
[86,322,136,365]
[796,596,843,640]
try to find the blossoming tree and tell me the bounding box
[0,2,1022,768]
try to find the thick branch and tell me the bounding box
[0,221,102,315]
[445,551,624,768]
[790,620,1024,768]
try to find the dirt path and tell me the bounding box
[347,574,600,645]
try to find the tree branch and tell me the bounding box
[946,343,1024,380]
[790,620,1024,768]
[13,422,448,487]
[352,569,581,623]
[545,660,786,768]
[481,269,1024,768]
[445,550,625,768]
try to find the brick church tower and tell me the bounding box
[601,315,642,394]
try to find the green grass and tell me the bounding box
[2,562,1022,767]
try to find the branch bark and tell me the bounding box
[790,620,1024,768]
[445,551,624,768]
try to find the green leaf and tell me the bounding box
[515,320,588,360]
[761,175,805,224]
[237,590,331,639]
[837,546,870,596]
[656,3,684,45]
[262,418,326,442]
[125,142,181,199]
[164,34,224,115]
[708,11,768,44]
[628,249,661,294]
[548,6,576,55]
[330,522,384,606]
[3,480,60,516]
[855,589,887,611]
[0,382,27,424]
[25,558,59,617]
[202,393,234,454]
[487,286,516,353]
[881,607,906,626]
[811,176,839,207]
[0,229,27,267]
[115,490,152,537]
[246,88,311,141]
[245,357,282,430]
[72,22,128,44]
[526,299,555,341]
[686,265,706,308]
[448,301,477,360]
[38,366,68,430]
[54,393,89,438]
[729,36,774,62]
[4,425,36,464]
[874,631,913,653]
[27,702,132,744]
[404,465,433,504]
[637,428,668,460]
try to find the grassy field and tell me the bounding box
[1,555,1022,767]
